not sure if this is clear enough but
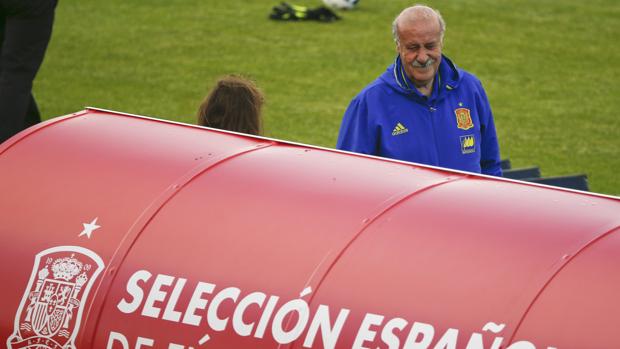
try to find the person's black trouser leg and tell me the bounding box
[0,0,56,143]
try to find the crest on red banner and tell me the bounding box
[7,246,104,349]
[454,107,474,130]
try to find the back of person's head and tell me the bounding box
[197,75,264,135]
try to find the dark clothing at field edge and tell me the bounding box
[0,0,57,144]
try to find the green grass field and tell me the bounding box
[35,0,619,195]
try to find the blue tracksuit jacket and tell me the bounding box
[336,55,502,176]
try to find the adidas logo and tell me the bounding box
[392,122,409,136]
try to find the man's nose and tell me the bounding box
[415,49,429,64]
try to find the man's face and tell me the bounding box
[396,17,443,88]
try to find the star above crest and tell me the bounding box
[79,217,100,239]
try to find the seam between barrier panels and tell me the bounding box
[507,223,620,344]
[81,141,276,347]
[301,175,468,318]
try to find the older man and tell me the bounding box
[336,5,502,176]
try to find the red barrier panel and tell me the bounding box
[1,108,619,349]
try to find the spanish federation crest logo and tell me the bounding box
[454,107,474,130]
[7,246,104,349]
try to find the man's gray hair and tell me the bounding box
[392,5,446,44]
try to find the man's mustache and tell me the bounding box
[411,58,435,68]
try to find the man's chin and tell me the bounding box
[412,74,433,86]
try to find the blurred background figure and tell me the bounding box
[0,0,58,143]
[197,75,264,136]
